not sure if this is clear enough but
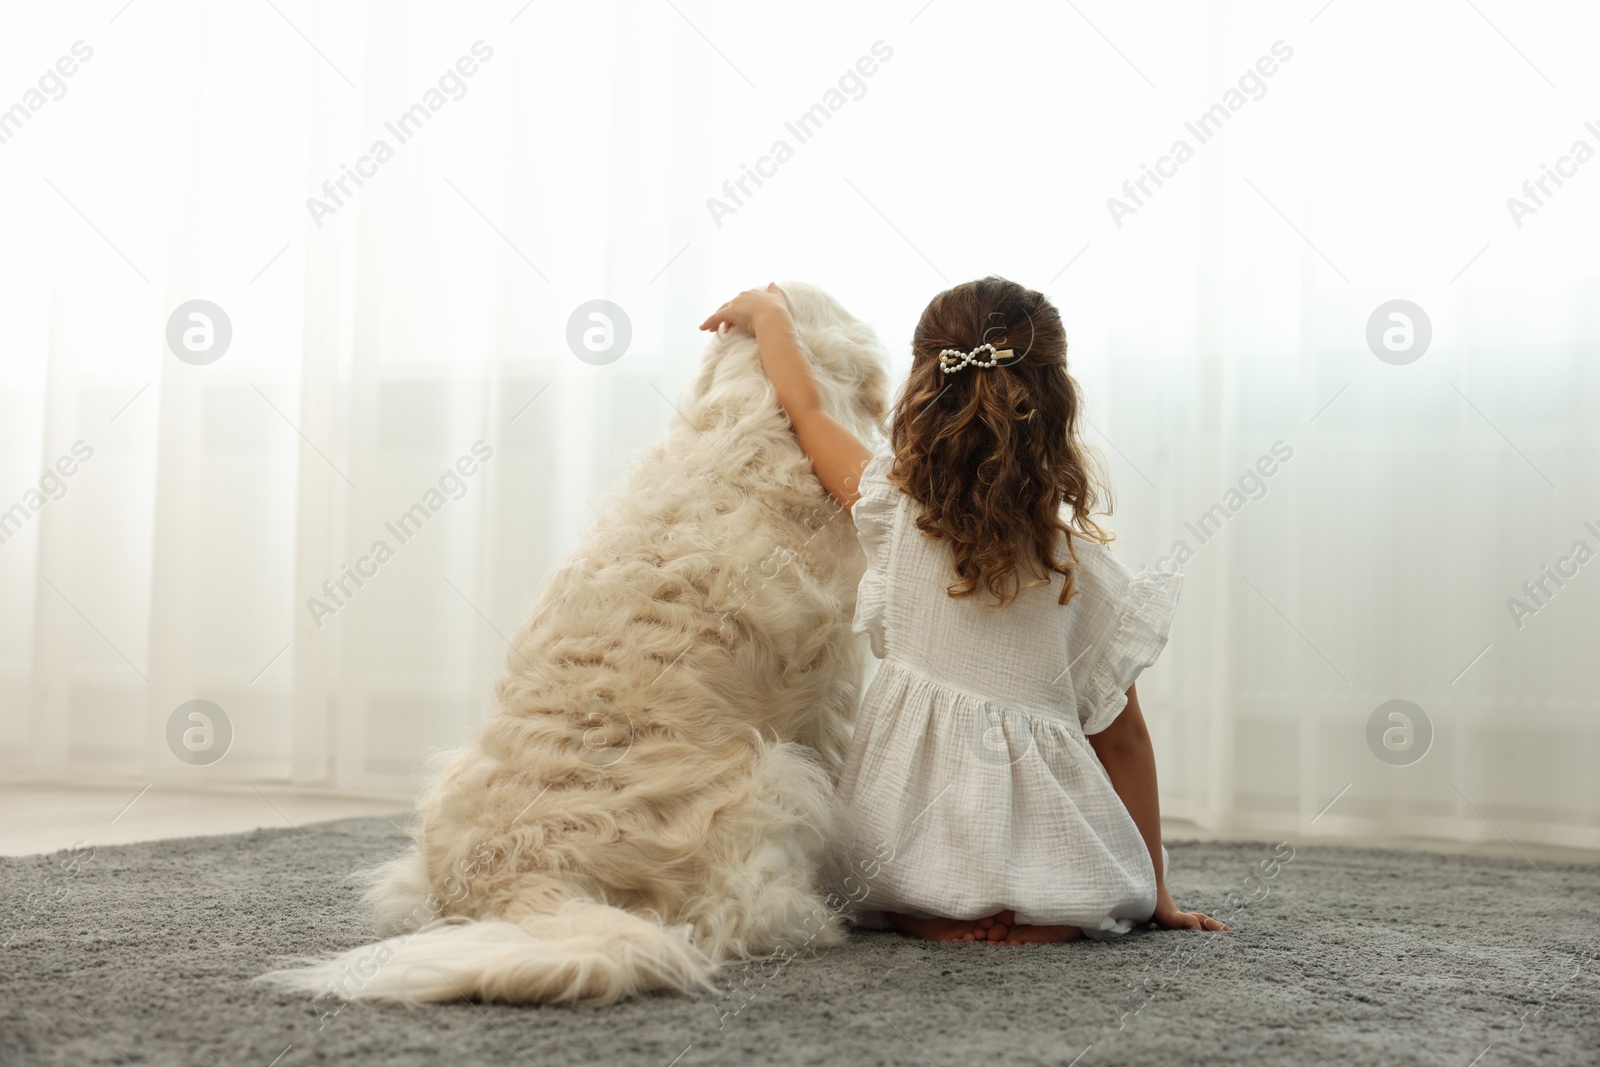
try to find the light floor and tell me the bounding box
[0,781,408,857]
[3,781,1598,864]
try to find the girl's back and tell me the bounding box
[853,449,1177,737]
[839,448,1180,934]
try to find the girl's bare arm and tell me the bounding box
[699,284,873,510]
[1087,684,1228,931]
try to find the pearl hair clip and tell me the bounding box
[938,343,1017,375]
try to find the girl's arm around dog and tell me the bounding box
[700,283,872,510]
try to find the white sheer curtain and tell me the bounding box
[3,0,1595,847]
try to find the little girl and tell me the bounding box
[700,277,1226,946]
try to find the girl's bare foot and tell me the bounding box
[884,912,982,942]
[997,923,1083,945]
[885,910,1015,943]
[959,909,1015,942]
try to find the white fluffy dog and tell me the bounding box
[263,282,888,1006]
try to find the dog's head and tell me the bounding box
[683,282,889,442]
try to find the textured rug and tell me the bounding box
[2,816,1597,1067]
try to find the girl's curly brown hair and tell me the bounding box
[886,276,1109,608]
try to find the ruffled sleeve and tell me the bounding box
[1071,549,1183,736]
[850,452,899,659]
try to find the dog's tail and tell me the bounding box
[258,900,718,1007]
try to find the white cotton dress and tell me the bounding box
[836,452,1183,935]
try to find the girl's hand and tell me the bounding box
[698,283,791,336]
[1150,884,1228,931]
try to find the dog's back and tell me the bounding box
[262,283,889,1006]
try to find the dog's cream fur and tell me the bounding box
[261,283,888,1006]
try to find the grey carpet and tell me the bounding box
[3,817,1597,1067]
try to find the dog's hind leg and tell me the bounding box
[359,843,440,936]
[686,740,849,961]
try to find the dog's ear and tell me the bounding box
[860,370,890,435]
[863,380,886,421]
